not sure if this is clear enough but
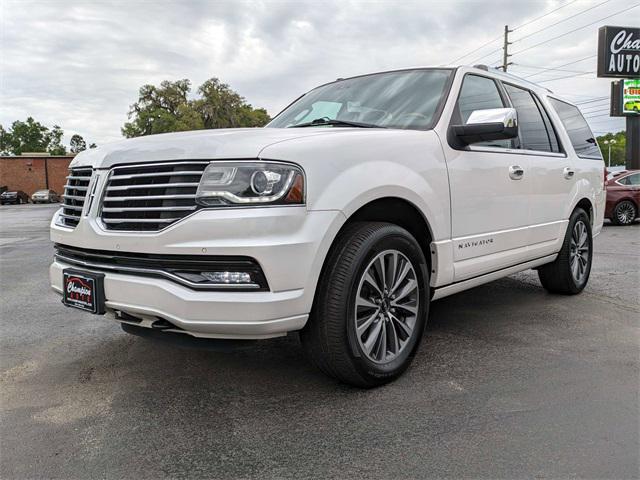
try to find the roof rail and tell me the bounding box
[473,64,489,71]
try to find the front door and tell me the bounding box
[445,74,532,282]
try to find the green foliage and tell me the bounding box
[48,125,66,155]
[122,78,270,138]
[70,134,87,153]
[0,117,61,155]
[596,131,626,166]
[0,119,97,156]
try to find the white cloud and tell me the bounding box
[0,0,635,145]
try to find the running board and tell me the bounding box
[431,254,557,301]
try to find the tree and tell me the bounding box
[70,134,87,153]
[0,118,68,155]
[0,125,10,155]
[122,78,270,138]
[48,125,67,155]
[596,131,626,166]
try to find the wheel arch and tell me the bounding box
[574,197,595,225]
[307,196,436,321]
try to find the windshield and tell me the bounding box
[267,69,453,130]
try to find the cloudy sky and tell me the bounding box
[1,0,637,147]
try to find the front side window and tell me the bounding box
[503,83,560,153]
[267,69,453,130]
[455,74,512,148]
[548,98,603,160]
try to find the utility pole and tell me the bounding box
[502,25,513,72]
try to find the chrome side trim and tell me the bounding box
[432,254,557,300]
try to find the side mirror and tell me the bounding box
[452,108,518,146]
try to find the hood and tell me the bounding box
[70,127,375,169]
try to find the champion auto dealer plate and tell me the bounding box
[62,269,105,314]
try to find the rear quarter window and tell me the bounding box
[548,98,602,160]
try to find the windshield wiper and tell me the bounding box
[289,117,384,128]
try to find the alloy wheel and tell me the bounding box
[569,220,590,284]
[616,202,636,225]
[354,249,419,364]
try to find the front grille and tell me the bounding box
[100,161,208,231]
[54,243,268,291]
[61,168,93,228]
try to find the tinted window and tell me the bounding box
[548,98,603,159]
[533,94,560,153]
[503,84,560,153]
[619,173,640,185]
[268,69,453,130]
[457,75,505,122]
[456,75,511,148]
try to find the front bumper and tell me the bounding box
[50,206,345,339]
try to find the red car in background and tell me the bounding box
[605,170,640,225]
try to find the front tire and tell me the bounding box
[301,222,429,388]
[538,208,592,294]
[611,200,637,226]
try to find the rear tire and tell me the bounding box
[538,208,592,295]
[301,222,429,388]
[611,200,636,226]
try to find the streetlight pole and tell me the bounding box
[603,139,617,168]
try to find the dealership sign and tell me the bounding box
[597,26,640,78]
[622,79,640,114]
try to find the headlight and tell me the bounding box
[195,162,305,207]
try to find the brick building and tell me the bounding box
[0,154,75,196]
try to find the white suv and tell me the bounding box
[51,66,605,387]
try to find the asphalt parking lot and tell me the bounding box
[1,203,638,479]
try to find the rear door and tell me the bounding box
[500,83,569,258]
[445,73,532,282]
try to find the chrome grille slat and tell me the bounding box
[62,204,84,211]
[102,217,180,224]
[59,168,93,228]
[102,206,197,212]
[106,182,199,191]
[110,171,204,180]
[102,194,197,202]
[100,161,207,231]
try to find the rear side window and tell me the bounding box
[618,173,640,185]
[548,98,603,160]
[503,83,560,153]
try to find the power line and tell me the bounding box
[582,107,611,115]
[512,0,581,31]
[512,0,613,43]
[523,55,597,79]
[584,113,613,119]
[581,105,611,113]
[511,4,640,57]
[468,47,503,65]
[513,64,593,74]
[575,96,609,105]
[536,72,596,83]
[448,34,503,64]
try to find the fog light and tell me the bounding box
[200,271,253,284]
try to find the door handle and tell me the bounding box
[509,165,524,180]
[563,167,575,180]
